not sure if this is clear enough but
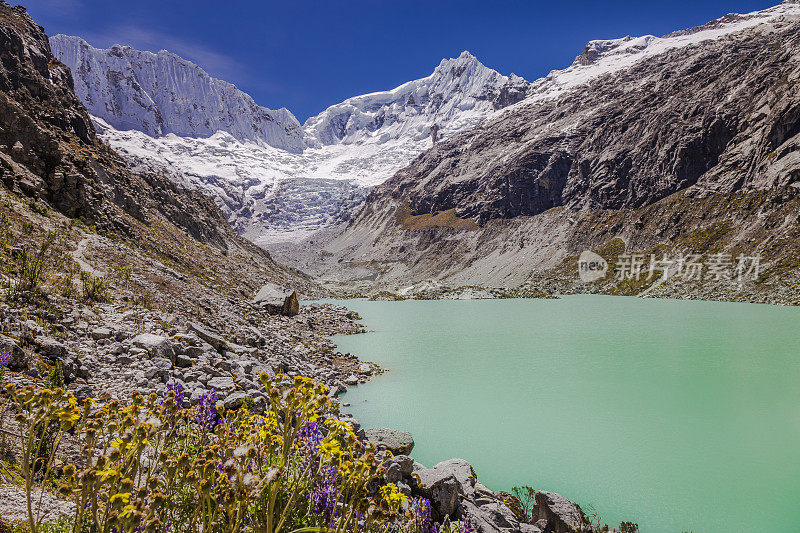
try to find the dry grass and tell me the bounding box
[396,203,479,231]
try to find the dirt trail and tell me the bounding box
[71,235,104,277]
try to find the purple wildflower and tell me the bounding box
[409,497,437,533]
[455,518,475,533]
[297,420,323,454]
[309,464,339,525]
[196,389,221,431]
[0,350,11,368]
[159,381,185,407]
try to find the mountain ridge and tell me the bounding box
[49,34,306,152]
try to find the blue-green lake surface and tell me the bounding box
[331,295,800,533]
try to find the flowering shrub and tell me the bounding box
[3,374,420,533]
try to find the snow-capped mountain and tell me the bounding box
[52,40,530,244]
[303,51,529,148]
[50,1,798,246]
[50,35,305,152]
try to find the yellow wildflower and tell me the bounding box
[110,492,131,504]
[97,468,118,481]
[318,439,342,460]
[55,409,80,424]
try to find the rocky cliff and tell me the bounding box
[288,1,800,304]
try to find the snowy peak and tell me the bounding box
[569,1,800,71]
[302,50,529,148]
[50,34,305,152]
[572,36,658,67]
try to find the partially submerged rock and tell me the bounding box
[532,490,591,533]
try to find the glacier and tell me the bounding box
[49,0,800,246]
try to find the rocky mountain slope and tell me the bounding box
[291,0,800,304]
[50,40,530,244]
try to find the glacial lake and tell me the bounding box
[331,295,800,533]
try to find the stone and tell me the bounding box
[391,455,414,476]
[34,336,67,360]
[532,491,590,533]
[184,346,207,358]
[131,334,175,362]
[223,392,248,410]
[144,358,172,379]
[189,387,208,406]
[0,335,27,370]
[91,327,113,340]
[386,462,403,483]
[188,322,229,352]
[207,376,235,390]
[175,354,193,368]
[414,459,478,518]
[364,427,414,455]
[72,385,94,403]
[358,363,372,375]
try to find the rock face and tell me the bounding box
[0,0,267,252]
[302,51,529,148]
[49,35,304,152]
[368,5,800,223]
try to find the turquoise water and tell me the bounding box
[331,296,800,533]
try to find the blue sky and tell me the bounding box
[21,0,777,122]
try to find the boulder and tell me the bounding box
[461,498,529,533]
[34,336,67,360]
[188,322,229,352]
[223,392,248,410]
[388,454,414,476]
[532,491,590,533]
[414,459,476,519]
[143,358,172,379]
[174,354,193,368]
[131,334,175,362]
[364,427,415,455]
[0,335,27,370]
[253,283,299,317]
